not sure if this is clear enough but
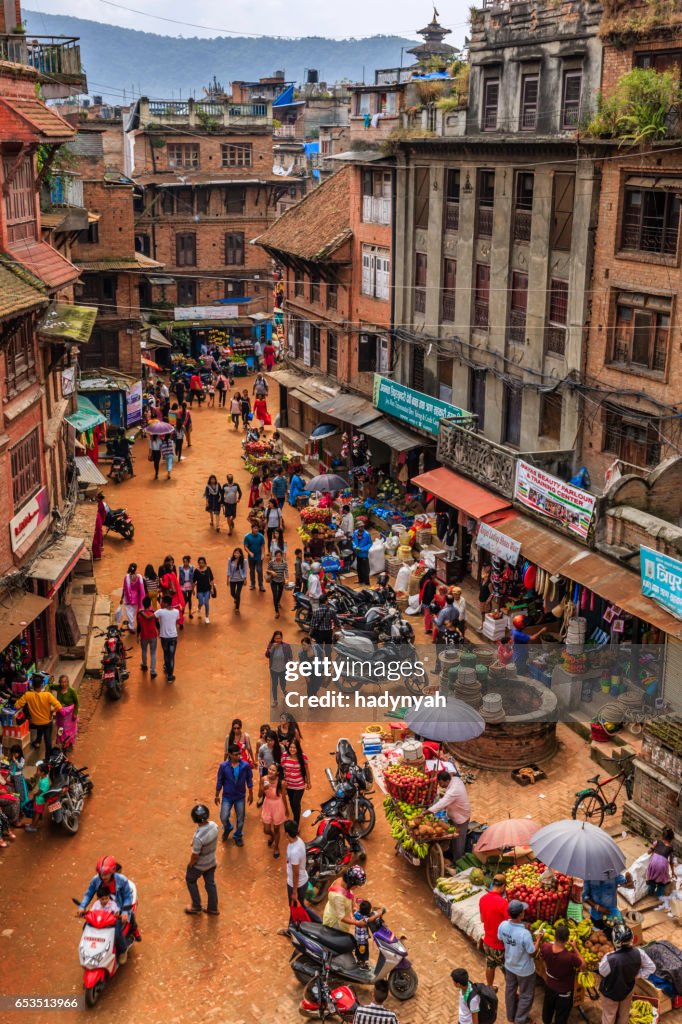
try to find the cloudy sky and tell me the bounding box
[26,0,471,43]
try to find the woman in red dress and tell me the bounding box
[160,570,186,627]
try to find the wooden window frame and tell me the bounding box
[5,318,37,398]
[539,391,563,442]
[175,232,197,267]
[167,143,200,169]
[610,292,671,375]
[10,428,42,508]
[620,185,681,257]
[221,143,253,168]
[482,78,499,131]
[520,74,539,131]
[561,71,582,129]
[224,231,245,266]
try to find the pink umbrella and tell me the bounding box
[146,420,174,436]
[474,817,539,853]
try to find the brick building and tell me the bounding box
[125,96,305,339]
[581,1,682,487]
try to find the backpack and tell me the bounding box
[466,983,498,1024]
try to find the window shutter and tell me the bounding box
[414,168,430,230]
[362,250,372,294]
[551,173,575,251]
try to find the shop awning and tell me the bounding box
[66,395,106,433]
[142,326,172,349]
[268,368,310,390]
[361,417,425,452]
[494,514,682,639]
[27,537,84,597]
[310,393,381,429]
[0,591,51,651]
[411,467,512,522]
[38,304,97,345]
[75,455,108,486]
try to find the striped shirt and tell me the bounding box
[281,751,308,791]
[268,559,288,583]
[353,1006,399,1024]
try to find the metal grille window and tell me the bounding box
[10,429,41,508]
[513,171,534,243]
[414,252,427,315]
[176,233,197,267]
[611,293,671,374]
[3,156,36,244]
[476,170,495,237]
[5,318,36,396]
[561,72,582,129]
[445,169,460,231]
[167,143,199,169]
[483,78,499,131]
[545,279,569,355]
[508,271,528,344]
[520,75,539,131]
[221,144,252,168]
[442,258,456,322]
[474,263,490,330]
[621,186,680,256]
[539,391,563,441]
[225,231,245,265]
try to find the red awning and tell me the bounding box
[411,467,512,522]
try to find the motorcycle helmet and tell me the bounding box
[343,866,366,888]
[377,572,389,587]
[96,855,119,878]
[191,803,210,823]
[429,601,440,615]
[612,923,633,949]
[512,614,526,629]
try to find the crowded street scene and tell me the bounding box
[2,0,682,1021]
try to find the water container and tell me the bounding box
[402,738,423,761]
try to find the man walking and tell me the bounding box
[222,474,242,535]
[352,524,372,586]
[137,596,159,678]
[271,467,288,510]
[185,804,219,916]
[598,923,655,1024]
[215,743,253,847]
[154,594,180,681]
[498,899,544,1024]
[284,819,322,924]
[310,594,338,659]
[15,674,61,757]
[253,371,268,400]
[244,522,266,592]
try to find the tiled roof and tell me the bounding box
[8,238,80,289]
[257,166,352,261]
[0,261,48,322]
[74,252,164,272]
[0,97,75,141]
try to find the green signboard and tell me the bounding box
[372,375,464,437]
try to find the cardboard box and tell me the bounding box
[635,978,672,1015]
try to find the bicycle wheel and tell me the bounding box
[572,789,606,826]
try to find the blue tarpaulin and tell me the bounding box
[305,141,320,180]
[273,84,295,106]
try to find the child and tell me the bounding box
[8,744,30,814]
[646,826,675,899]
[353,899,381,967]
[179,555,195,621]
[207,378,216,408]
[450,968,481,1024]
[25,761,51,833]
[92,883,120,914]
[497,635,513,666]
[294,548,304,592]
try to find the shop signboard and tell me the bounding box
[514,460,597,540]
[640,546,682,620]
[476,521,522,566]
[373,375,463,437]
[10,486,50,553]
[61,366,75,396]
[174,306,238,320]
[126,381,143,425]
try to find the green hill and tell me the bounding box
[25,9,418,100]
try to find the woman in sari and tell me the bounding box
[160,569,186,627]
[52,674,79,751]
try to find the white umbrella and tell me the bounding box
[308,473,349,492]
[530,819,626,880]
[405,697,485,744]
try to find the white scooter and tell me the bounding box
[73,882,138,1007]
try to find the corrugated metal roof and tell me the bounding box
[268,368,310,389]
[310,392,381,428]
[38,304,97,344]
[0,591,51,650]
[27,536,84,585]
[74,456,108,486]
[362,417,425,452]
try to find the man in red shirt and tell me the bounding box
[137,596,160,677]
[479,873,510,986]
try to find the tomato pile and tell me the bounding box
[505,863,572,922]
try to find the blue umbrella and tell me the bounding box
[310,423,339,439]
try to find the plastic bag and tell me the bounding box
[670,891,682,925]
[618,852,650,906]
[394,563,412,594]
[367,538,386,576]
[113,605,123,626]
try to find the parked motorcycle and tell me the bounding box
[333,737,374,789]
[333,628,423,696]
[323,738,375,838]
[43,749,93,834]
[103,508,134,542]
[305,811,366,904]
[289,909,418,1000]
[97,626,129,700]
[72,882,137,1007]
[299,954,358,1022]
[336,607,414,644]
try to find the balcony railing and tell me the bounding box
[545,324,567,356]
[477,207,493,237]
[362,195,391,225]
[0,34,85,83]
[414,289,426,315]
[442,292,456,322]
[561,102,580,129]
[513,209,532,243]
[139,97,271,128]
[520,107,537,131]
[273,124,299,138]
[507,308,526,344]
[49,173,84,208]
[473,299,489,330]
[445,201,459,232]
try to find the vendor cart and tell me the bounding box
[391,801,454,889]
[382,763,457,889]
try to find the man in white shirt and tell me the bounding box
[284,820,321,923]
[451,968,480,1024]
[306,563,323,612]
[429,770,471,861]
[154,596,180,681]
[340,504,354,539]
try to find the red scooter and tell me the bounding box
[72,883,137,1007]
[299,953,358,1021]
[304,805,366,904]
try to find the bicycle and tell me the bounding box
[571,755,635,827]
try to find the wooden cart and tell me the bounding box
[389,799,455,889]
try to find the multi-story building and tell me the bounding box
[0,6,96,676]
[581,1,682,487]
[125,94,306,342]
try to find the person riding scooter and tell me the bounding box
[77,856,140,962]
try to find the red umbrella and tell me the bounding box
[474,817,539,853]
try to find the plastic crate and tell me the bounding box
[2,720,29,739]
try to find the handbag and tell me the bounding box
[210,583,217,599]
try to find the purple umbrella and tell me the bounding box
[146,420,174,436]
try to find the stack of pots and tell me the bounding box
[480,692,505,723]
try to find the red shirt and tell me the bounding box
[137,609,159,641]
[479,890,509,949]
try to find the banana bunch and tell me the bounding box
[436,878,474,896]
[630,1001,655,1024]
[577,971,597,990]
